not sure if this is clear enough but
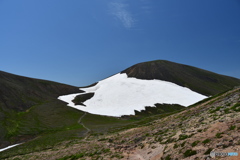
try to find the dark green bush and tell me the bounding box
[215,132,223,138]
[183,149,197,157]
[178,134,188,140]
[224,108,230,114]
[209,106,222,113]
[191,140,200,147]
[231,103,240,112]
[204,148,213,155]
[202,139,211,144]
[229,125,236,130]
[181,141,186,147]
[165,154,171,160]
[173,143,178,149]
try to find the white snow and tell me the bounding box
[58,73,207,117]
[0,143,21,152]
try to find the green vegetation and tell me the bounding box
[231,102,240,112]
[188,95,217,108]
[165,154,171,160]
[1,102,83,140]
[164,137,176,144]
[109,110,183,134]
[178,134,188,140]
[224,108,230,114]
[0,104,134,159]
[191,140,200,147]
[81,113,134,133]
[110,154,124,159]
[0,70,81,148]
[0,104,184,159]
[57,152,88,160]
[181,141,186,147]
[134,103,185,117]
[0,129,84,159]
[202,139,211,144]
[229,125,236,130]
[209,106,222,113]
[56,147,114,160]
[1,101,84,140]
[204,148,213,155]
[183,149,197,157]
[215,132,223,138]
[173,143,179,149]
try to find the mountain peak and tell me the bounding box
[121,60,240,96]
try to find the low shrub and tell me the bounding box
[231,103,240,112]
[183,149,197,157]
[204,148,213,155]
[191,140,200,147]
[178,134,188,140]
[215,132,223,138]
[202,139,211,144]
[229,125,236,130]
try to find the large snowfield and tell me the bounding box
[58,73,207,117]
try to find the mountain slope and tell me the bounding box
[0,71,83,148]
[58,60,240,117]
[121,60,240,96]
[0,70,81,111]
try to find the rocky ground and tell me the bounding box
[4,87,240,160]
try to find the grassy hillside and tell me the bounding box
[121,60,240,96]
[0,71,82,148]
[0,71,81,111]
[0,101,186,159]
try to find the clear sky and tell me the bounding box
[1,0,240,86]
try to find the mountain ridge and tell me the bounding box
[0,70,81,111]
[121,60,240,96]
[0,70,84,149]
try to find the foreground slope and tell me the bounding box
[122,60,240,96]
[4,87,240,160]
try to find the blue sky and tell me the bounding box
[1,0,240,86]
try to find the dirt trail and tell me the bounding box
[78,112,91,135]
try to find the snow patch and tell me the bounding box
[58,73,207,117]
[0,143,21,152]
